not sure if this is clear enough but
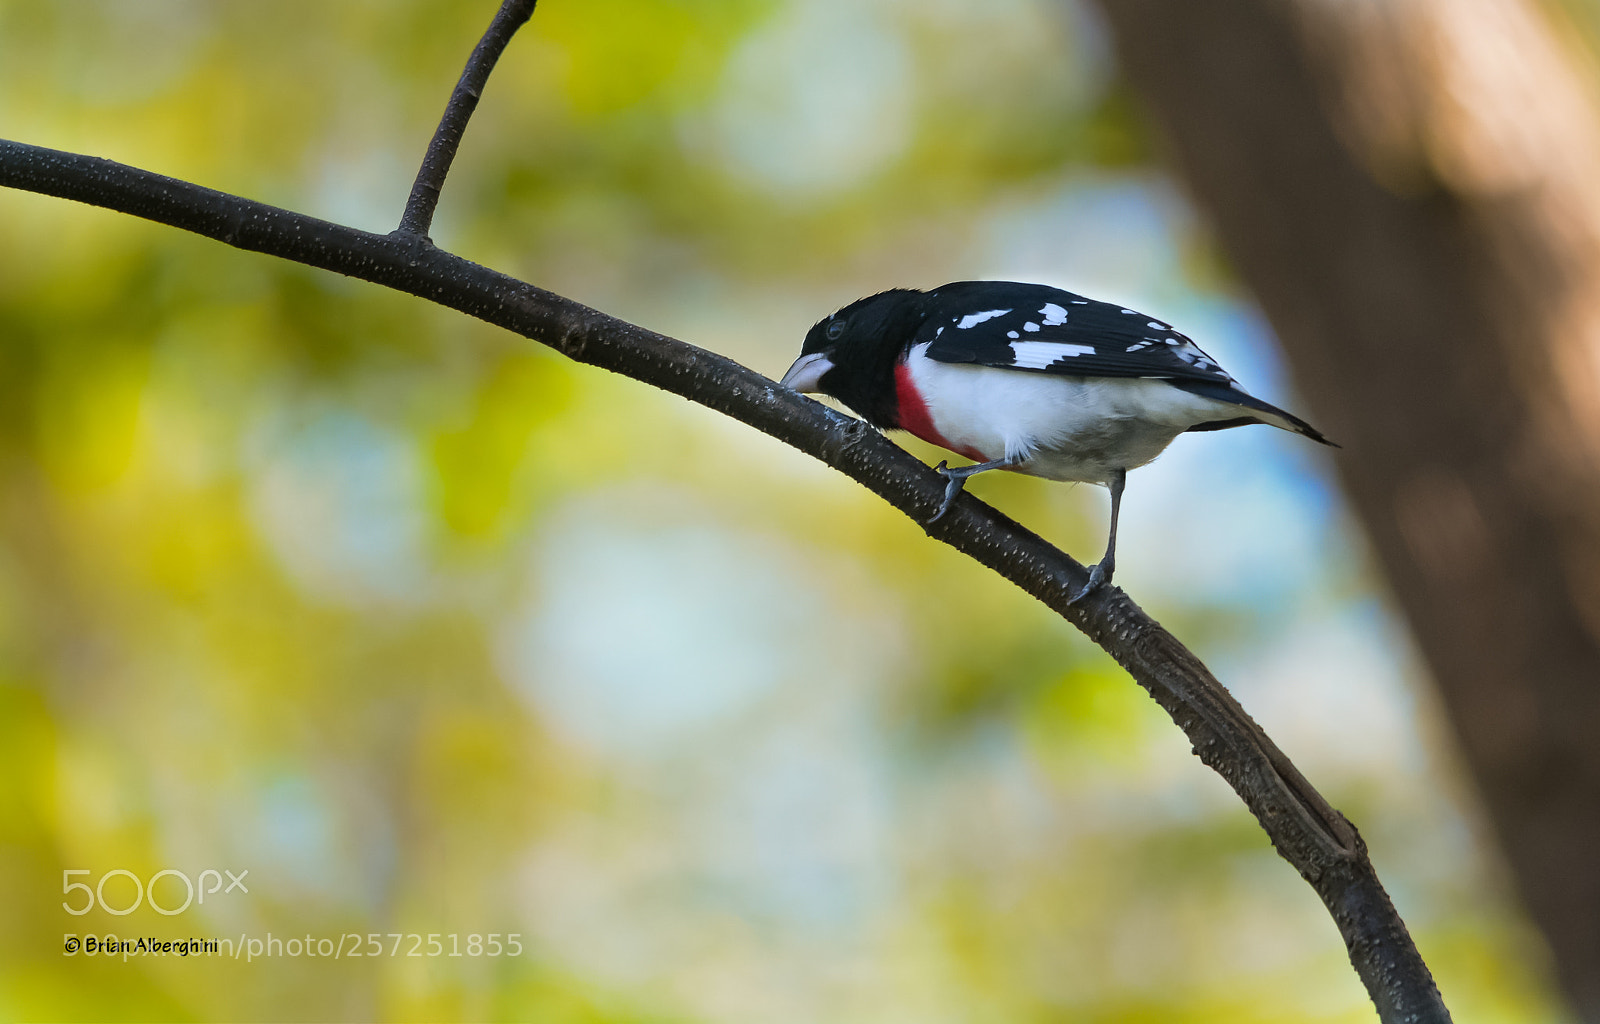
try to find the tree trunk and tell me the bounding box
[1089,0,1600,1016]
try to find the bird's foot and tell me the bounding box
[1067,559,1113,606]
[929,461,965,522]
[928,456,1018,523]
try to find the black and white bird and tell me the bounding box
[779,281,1334,602]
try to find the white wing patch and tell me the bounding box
[956,308,1011,329]
[1023,322,1040,332]
[1009,341,1096,367]
[1039,303,1069,326]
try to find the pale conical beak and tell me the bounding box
[779,351,834,394]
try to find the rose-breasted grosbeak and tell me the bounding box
[780,281,1334,602]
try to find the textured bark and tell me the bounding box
[1090,0,1600,1016]
[399,0,537,237]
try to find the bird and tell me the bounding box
[779,281,1334,603]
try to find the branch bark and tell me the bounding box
[0,4,1451,1019]
[398,0,538,237]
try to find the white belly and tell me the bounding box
[903,343,1237,485]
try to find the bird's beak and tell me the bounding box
[779,352,834,394]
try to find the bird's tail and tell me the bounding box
[1170,379,1337,447]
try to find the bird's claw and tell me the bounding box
[928,463,964,523]
[1067,561,1112,606]
[928,456,1016,523]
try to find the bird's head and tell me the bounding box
[780,289,923,422]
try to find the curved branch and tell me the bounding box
[397,0,538,237]
[0,135,1449,1023]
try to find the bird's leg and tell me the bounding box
[928,456,1019,522]
[1070,468,1125,605]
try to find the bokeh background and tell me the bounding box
[0,1,1583,1020]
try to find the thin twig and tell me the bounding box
[0,138,1451,1022]
[397,0,538,238]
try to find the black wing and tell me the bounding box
[917,281,1236,385]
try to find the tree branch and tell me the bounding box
[397,0,538,237]
[0,134,1450,1023]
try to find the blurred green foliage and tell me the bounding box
[0,1,1570,1021]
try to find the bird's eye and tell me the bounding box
[825,319,847,341]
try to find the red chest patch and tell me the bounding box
[893,363,987,462]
